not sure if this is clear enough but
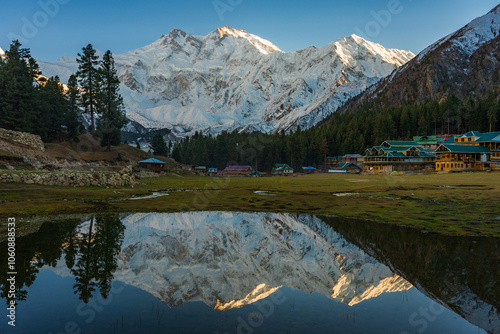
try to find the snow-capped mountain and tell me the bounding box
[50,212,411,309]
[337,4,500,115]
[38,27,414,136]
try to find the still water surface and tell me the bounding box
[1,212,498,333]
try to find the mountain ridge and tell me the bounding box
[36,27,414,137]
[333,4,500,117]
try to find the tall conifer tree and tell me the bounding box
[96,50,126,151]
[0,40,38,132]
[66,74,82,140]
[76,44,99,132]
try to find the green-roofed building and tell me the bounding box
[413,136,439,149]
[434,143,495,171]
[446,131,500,168]
[381,140,421,147]
[272,163,294,176]
[363,140,435,174]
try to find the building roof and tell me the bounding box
[275,163,291,168]
[339,162,361,169]
[365,152,408,158]
[344,154,363,158]
[380,146,413,152]
[225,166,252,171]
[475,131,500,143]
[382,140,421,147]
[137,158,166,164]
[302,166,317,170]
[435,144,492,154]
[444,135,460,144]
[461,131,483,138]
[413,136,437,141]
[418,152,436,158]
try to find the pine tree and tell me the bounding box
[76,44,100,132]
[66,74,82,140]
[150,133,168,156]
[95,50,126,151]
[0,40,38,132]
[38,76,67,141]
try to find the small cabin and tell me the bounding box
[302,166,317,174]
[224,165,252,176]
[338,162,361,174]
[194,166,207,174]
[137,158,166,172]
[272,163,294,176]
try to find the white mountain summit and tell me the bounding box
[38,27,414,136]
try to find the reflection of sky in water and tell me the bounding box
[0,212,494,334]
[4,271,483,334]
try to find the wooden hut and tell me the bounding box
[272,163,294,176]
[137,158,166,172]
[223,165,252,176]
[302,166,317,174]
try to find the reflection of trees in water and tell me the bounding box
[71,214,125,302]
[321,216,500,332]
[0,214,124,305]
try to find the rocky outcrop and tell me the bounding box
[0,167,135,187]
[0,128,45,152]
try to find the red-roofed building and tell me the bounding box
[223,165,252,176]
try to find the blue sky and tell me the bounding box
[1,0,499,62]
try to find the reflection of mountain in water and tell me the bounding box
[95,212,412,309]
[323,217,500,334]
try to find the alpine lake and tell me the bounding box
[1,211,498,334]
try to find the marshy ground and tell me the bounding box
[0,172,499,236]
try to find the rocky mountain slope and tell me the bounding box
[37,27,414,136]
[336,4,500,115]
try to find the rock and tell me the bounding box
[0,170,135,187]
[0,128,45,152]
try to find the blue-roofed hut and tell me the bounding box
[137,158,166,172]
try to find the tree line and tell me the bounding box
[171,93,499,172]
[0,41,125,150]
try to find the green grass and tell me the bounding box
[0,172,499,236]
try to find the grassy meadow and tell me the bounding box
[0,172,499,236]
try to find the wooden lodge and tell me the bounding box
[223,165,252,176]
[434,143,495,172]
[338,162,362,174]
[325,156,342,167]
[137,158,166,172]
[272,163,294,176]
[363,141,435,174]
[448,131,500,168]
[413,136,442,150]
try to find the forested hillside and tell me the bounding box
[172,93,499,171]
